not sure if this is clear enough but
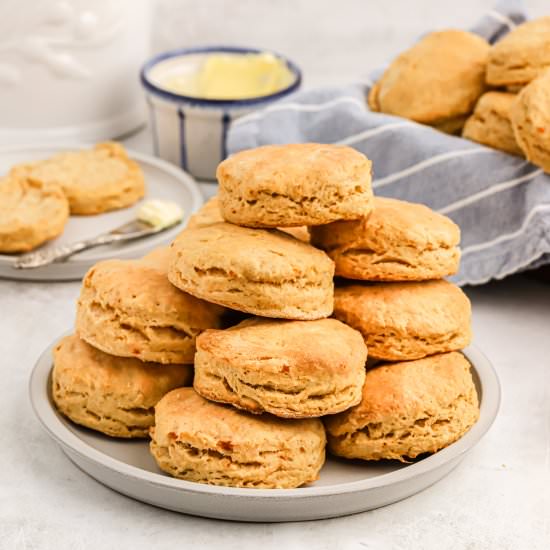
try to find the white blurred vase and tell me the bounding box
[0,0,150,144]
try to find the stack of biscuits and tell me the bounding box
[53,142,480,489]
[368,17,550,173]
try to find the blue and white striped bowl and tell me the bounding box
[140,46,301,181]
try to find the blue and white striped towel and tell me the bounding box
[227,0,550,286]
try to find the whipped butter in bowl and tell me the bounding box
[140,47,301,180]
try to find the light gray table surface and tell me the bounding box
[3,1,550,547]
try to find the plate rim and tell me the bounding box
[29,335,501,500]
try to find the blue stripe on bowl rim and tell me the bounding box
[140,45,302,108]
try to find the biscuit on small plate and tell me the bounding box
[368,30,489,133]
[11,142,145,215]
[324,352,480,462]
[462,92,522,156]
[168,222,334,319]
[0,175,69,253]
[194,317,367,418]
[150,387,326,488]
[333,279,471,361]
[76,248,226,364]
[52,334,192,438]
[310,197,460,281]
[487,17,550,87]
[217,143,373,227]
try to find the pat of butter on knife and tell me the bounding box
[137,200,183,229]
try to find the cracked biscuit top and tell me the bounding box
[217,143,373,227]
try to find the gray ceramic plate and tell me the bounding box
[0,144,203,281]
[30,339,500,522]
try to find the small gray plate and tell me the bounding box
[30,339,500,522]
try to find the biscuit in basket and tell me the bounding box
[12,142,145,215]
[168,222,334,319]
[194,317,367,418]
[0,175,69,253]
[309,197,460,281]
[486,17,550,87]
[333,280,471,361]
[368,30,489,132]
[217,143,373,227]
[76,248,226,364]
[462,92,522,156]
[52,334,192,438]
[324,352,480,462]
[150,388,326,488]
[510,70,550,173]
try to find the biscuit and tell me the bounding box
[52,334,192,438]
[324,352,480,462]
[168,222,334,319]
[309,197,460,281]
[510,70,550,172]
[12,142,145,215]
[487,17,550,87]
[194,317,367,418]
[333,280,471,361]
[187,195,310,242]
[0,175,69,253]
[76,249,226,364]
[217,143,373,227]
[150,388,326,488]
[462,92,522,155]
[368,30,489,131]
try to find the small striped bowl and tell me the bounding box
[140,46,301,181]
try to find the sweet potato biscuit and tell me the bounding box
[0,175,69,253]
[333,280,471,361]
[510,70,550,173]
[52,334,192,438]
[194,317,367,418]
[487,17,550,87]
[324,352,479,461]
[76,249,226,364]
[462,92,522,155]
[368,30,489,132]
[168,222,334,319]
[11,142,145,215]
[217,143,373,227]
[309,197,460,281]
[150,388,326,488]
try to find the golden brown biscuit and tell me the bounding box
[168,222,334,319]
[194,317,367,418]
[52,334,192,438]
[0,175,69,253]
[333,280,471,361]
[462,92,522,155]
[12,142,145,215]
[309,197,461,281]
[368,30,489,131]
[217,144,373,227]
[150,388,326,488]
[510,71,550,172]
[324,352,479,461]
[487,17,550,87]
[76,250,226,364]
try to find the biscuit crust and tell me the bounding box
[324,352,480,461]
[52,334,192,438]
[333,280,471,361]
[217,143,373,227]
[150,388,326,488]
[194,317,367,418]
[309,197,461,281]
[12,142,145,215]
[76,251,226,364]
[168,222,334,319]
[0,175,69,253]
